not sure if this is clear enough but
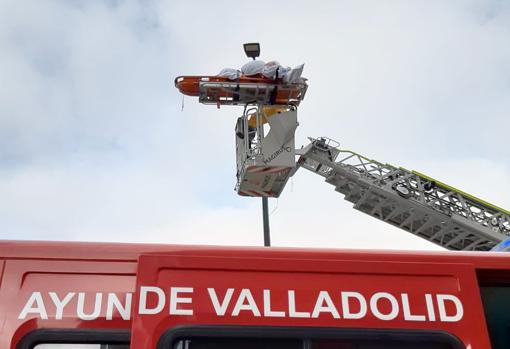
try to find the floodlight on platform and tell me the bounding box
[243,43,260,60]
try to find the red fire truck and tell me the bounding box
[1,240,509,349]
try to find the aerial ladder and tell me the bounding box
[175,43,510,251]
[296,137,510,251]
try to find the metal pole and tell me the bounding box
[262,197,271,246]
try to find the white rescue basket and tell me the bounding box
[235,108,298,197]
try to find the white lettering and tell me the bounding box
[49,292,75,320]
[401,293,426,321]
[77,292,102,320]
[288,290,310,318]
[170,287,193,316]
[106,293,132,320]
[17,287,465,324]
[208,288,234,316]
[370,292,399,320]
[425,293,436,321]
[18,292,48,320]
[232,289,261,317]
[311,291,340,319]
[437,294,463,322]
[341,291,367,319]
[263,290,285,317]
[138,286,165,315]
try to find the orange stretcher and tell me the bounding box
[174,75,307,106]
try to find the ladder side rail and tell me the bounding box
[415,177,510,236]
[326,147,510,237]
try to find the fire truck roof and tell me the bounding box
[1,239,508,270]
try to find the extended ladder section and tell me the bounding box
[297,137,510,251]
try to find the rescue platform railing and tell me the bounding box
[199,81,307,107]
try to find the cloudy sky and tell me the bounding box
[1,0,509,250]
